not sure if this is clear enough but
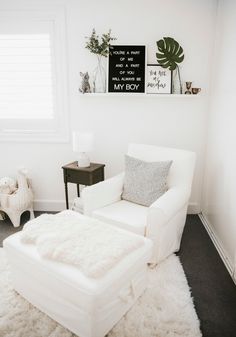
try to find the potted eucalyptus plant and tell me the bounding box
[156,37,184,94]
[85,29,116,93]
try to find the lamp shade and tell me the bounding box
[72,132,93,153]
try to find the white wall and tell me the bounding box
[0,0,217,211]
[202,0,236,278]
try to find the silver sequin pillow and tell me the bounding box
[122,155,172,207]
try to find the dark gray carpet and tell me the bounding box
[1,212,236,337]
[179,215,236,337]
[0,212,29,246]
[0,211,54,247]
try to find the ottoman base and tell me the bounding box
[4,225,152,337]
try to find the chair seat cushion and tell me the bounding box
[92,200,148,236]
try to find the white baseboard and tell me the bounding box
[199,213,236,284]
[188,202,200,214]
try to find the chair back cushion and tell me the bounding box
[127,144,196,190]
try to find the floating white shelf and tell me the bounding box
[79,93,200,97]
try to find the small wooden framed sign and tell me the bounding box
[146,64,172,94]
[108,45,146,93]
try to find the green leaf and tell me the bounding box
[156,37,184,71]
[156,53,166,60]
[85,29,116,57]
[157,39,164,50]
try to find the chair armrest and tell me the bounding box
[146,187,190,263]
[82,173,124,216]
[150,187,190,217]
[146,187,190,236]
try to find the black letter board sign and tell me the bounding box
[108,45,146,93]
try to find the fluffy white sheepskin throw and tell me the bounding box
[21,210,145,278]
[0,249,201,337]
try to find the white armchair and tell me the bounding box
[81,144,196,264]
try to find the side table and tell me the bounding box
[62,162,105,209]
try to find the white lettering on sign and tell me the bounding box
[126,84,139,90]
[114,84,124,90]
[121,77,135,81]
[113,51,125,55]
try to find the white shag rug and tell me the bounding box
[0,249,202,337]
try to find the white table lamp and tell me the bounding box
[72,132,93,168]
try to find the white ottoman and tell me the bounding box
[3,216,152,337]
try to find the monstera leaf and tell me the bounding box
[156,37,184,71]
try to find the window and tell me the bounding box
[0,34,54,120]
[0,10,69,142]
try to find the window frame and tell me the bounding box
[0,9,69,143]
